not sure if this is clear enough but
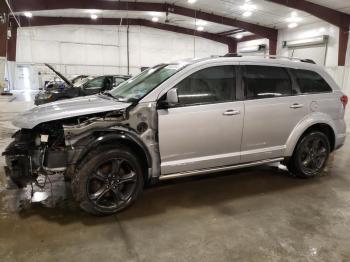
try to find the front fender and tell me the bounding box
[70,129,152,168]
[285,112,337,156]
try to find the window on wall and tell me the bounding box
[243,65,293,99]
[174,66,236,106]
[294,69,332,94]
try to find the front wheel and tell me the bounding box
[287,131,330,178]
[72,146,144,215]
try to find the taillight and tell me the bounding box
[341,95,348,108]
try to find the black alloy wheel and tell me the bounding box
[87,158,137,209]
[72,146,144,215]
[287,131,330,178]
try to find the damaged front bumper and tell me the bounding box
[2,130,73,188]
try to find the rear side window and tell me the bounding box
[175,65,236,106]
[294,69,332,94]
[243,65,292,99]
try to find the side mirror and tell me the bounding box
[158,88,179,109]
[166,88,179,106]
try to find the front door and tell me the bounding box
[158,65,244,175]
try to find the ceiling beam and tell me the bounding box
[17,16,235,46]
[266,0,350,28]
[237,35,264,42]
[10,0,277,40]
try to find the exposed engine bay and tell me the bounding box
[3,103,160,188]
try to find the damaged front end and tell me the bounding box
[2,122,68,188]
[2,102,160,188]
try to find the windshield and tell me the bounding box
[108,64,184,102]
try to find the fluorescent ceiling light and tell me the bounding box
[85,9,102,14]
[243,11,252,17]
[149,12,161,17]
[188,0,197,3]
[91,14,98,20]
[196,20,207,26]
[197,26,204,31]
[24,12,33,18]
[286,16,302,23]
[286,12,302,23]
[288,23,298,28]
[235,34,243,39]
[240,3,256,11]
[152,17,159,22]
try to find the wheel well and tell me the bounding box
[300,123,335,151]
[111,139,150,180]
[73,137,151,182]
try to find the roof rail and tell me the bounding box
[220,53,316,64]
[260,55,316,64]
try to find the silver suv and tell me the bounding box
[3,56,347,215]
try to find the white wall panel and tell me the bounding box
[16,25,227,79]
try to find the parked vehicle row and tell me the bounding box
[3,56,347,215]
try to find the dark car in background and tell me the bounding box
[35,64,130,105]
[43,74,89,91]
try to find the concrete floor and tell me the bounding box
[1,92,350,262]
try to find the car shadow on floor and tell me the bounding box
[0,163,328,225]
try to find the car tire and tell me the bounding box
[287,131,330,178]
[71,145,144,215]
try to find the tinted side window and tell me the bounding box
[175,66,236,106]
[243,66,292,99]
[114,77,126,87]
[294,69,332,94]
[84,77,105,89]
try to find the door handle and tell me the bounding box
[223,109,241,116]
[290,103,304,109]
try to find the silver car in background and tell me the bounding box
[3,55,347,215]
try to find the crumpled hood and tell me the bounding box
[13,95,131,129]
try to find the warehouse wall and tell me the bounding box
[11,24,227,90]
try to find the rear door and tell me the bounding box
[240,63,309,162]
[158,64,244,175]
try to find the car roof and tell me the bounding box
[169,55,323,72]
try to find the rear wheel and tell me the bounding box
[72,146,144,215]
[287,131,330,178]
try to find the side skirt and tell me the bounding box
[159,158,284,180]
